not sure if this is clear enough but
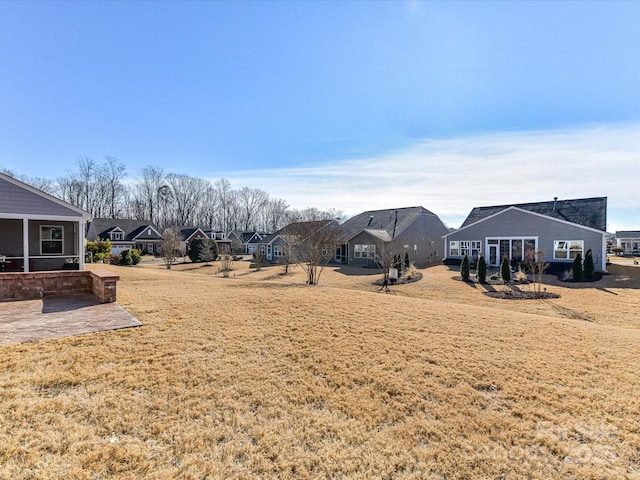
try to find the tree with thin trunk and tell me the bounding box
[288,220,340,285]
[161,228,184,269]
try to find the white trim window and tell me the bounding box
[41,225,64,254]
[110,229,124,241]
[460,240,482,257]
[273,245,286,257]
[554,240,584,260]
[449,241,460,256]
[354,244,376,258]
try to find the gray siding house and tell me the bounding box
[0,172,90,272]
[443,197,608,271]
[336,206,449,268]
[87,218,162,255]
[615,231,640,255]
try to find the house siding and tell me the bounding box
[446,209,605,270]
[0,177,81,217]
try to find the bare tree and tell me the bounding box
[134,166,165,225]
[238,186,269,231]
[219,255,233,277]
[99,156,127,218]
[525,249,549,297]
[288,220,340,285]
[160,228,184,269]
[165,173,209,227]
[260,197,289,232]
[214,178,235,233]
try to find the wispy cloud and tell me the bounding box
[223,123,640,231]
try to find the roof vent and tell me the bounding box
[553,197,558,211]
[367,215,373,227]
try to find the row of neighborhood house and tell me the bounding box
[0,171,626,273]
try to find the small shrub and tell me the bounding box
[477,254,487,283]
[109,254,121,265]
[403,263,417,280]
[584,249,594,280]
[461,255,470,281]
[130,249,142,265]
[120,249,133,266]
[404,252,410,270]
[501,256,511,283]
[94,252,106,263]
[572,253,583,282]
[514,266,527,282]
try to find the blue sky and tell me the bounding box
[1,1,639,231]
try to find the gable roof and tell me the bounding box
[460,197,607,232]
[260,220,333,245]
[0,172,90,219]
[338,206,438,242]
[89,218,161,241]
[178,227,207,242]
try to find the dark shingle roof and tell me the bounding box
[461,197,607,231]
[260,220,332,244]
[90,218,161,240]
[616,231,640,238]
[338,206,437,242]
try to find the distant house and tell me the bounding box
[0,172,91,272]
[178,227,208,253]
[227,230,265,256]
[87,218,162,255]
[204,230,232,255]
[443,197,608,271]
[336,206,449,268]
[615,231,640,255]
[257,220,334,262]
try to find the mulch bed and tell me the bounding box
[483,289,560,300]
[373,272,423,286]
[453,276,560,300]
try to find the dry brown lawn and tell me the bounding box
[1,260,639,479]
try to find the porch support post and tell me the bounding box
[22,218,29,272]
[78,220,86,270]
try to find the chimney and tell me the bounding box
[553,197,558,210]
[367,215,373,227]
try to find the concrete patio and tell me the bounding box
[0,294,142,345]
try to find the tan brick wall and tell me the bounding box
[0,270,119,303]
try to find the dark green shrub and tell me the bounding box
[188,238,218,263]
[404,252,410,270]
[572,253,583,282]
[130,249,142,265]
[460,254,470,281]
[501,256,511,282]
[120,249,133,266]
[584,249,594,280]
[477,254,487,283]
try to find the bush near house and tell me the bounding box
[477,254,487,283]
[501,256,511,282]
[86,239,112,263]
[584,249,595,280]
[460,254,470,281]
[572,253,584,282]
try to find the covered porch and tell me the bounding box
[0,216,87,272]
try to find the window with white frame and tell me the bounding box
[41,226,64,254]
[110,230,124,241]
[554,240,584,260]
[273,245,286,257]
[449,241,460,256]
[354,244,376,258]
[460,240,482,257]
